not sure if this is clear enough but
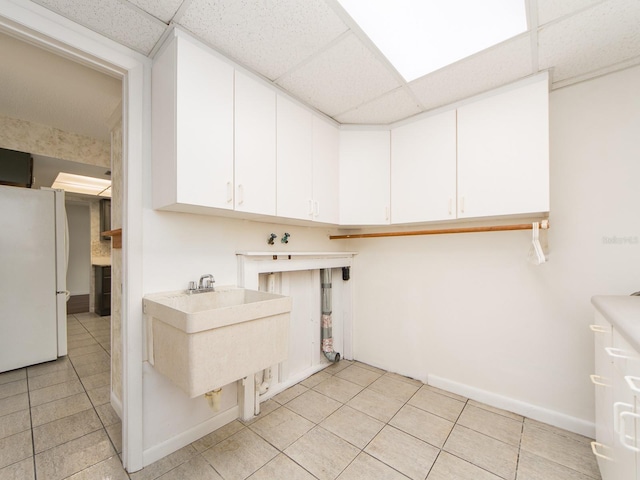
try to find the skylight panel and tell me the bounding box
[51,172,111,197]
[337,0,528,82]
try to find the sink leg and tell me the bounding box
[239,376,255,422]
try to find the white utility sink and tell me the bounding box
[143,287,291,398]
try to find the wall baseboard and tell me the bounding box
[142,406,239,468]
[67,294,90,314]
[428,374,595,438]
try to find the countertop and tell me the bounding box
[592,295,640,352]
[92,257,111,267]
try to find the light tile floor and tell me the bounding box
[0,313,602,480]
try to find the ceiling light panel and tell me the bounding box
[52,172,111,197]
[337,0,528,82]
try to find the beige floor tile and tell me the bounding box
[130,445,198,480]
[66,455,129,480]
[335,365,383,387]
[353,362,387,375]
[408,386,466,422]
[33,408,102,454]
[0,456,35,480]
[106,422,123,454]
[300,371,332,388]
[443,425,518,480]
[0,409,31,440]
[337,452,411,480]
[35,429,115,480]
[368,375,420,403]
[248,453,316,480]
[320,405,385,449]
[249,406,314,450]
[285,427,360,480]
[313,376,364,403]
[347,388,404,423]
[457,404,523,446]
[0,380,27,401]
[241,400,279,426]
[192,420,245,452]
[427,451,502,480]
[96,403,121,427]
[0,394,28,418]
[286,390,342,424]
[323,360,353,375]
[79,371,110,391]
[74,358,111,378]
[66,337,99,350]
[365,425,439,480]
[67,343,105,358]
[0,369,26,387]
[390,405,454,448]
[520,422,600,479]
[29,379,85,407]
[157,454,222,480]
[31,392,92,427]
[424,385,468,402]
[468,400,524,422]
[516,450,600,480]
[27,369,79,391]
[69,350,110,367]
[87,385,111,407]
[0,430,32,469]
[383,372,423,388]
[523,418,593,446]
[202,428,278,480]
[27,358,73,378]
[272,384,308,405]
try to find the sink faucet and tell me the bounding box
[187,274,215,294]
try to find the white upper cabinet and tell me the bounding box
[276,95,313,221]
[340,130,391,225]
[391,110,457,224]
[312,117,340,224]
[152,32,234,211]
[235,71,276,216]
[457,75,550,219]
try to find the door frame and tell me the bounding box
[0,1,149,471]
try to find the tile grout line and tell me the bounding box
[24,368,38,480]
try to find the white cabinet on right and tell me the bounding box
[456,74,549,219]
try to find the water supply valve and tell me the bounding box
[267,233,277,245]
[281,232,290,244]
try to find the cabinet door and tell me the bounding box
[457,75,549,218]
[312,117,339,224]
[339,130,390,225]
[391,110,457,223]
[235,71,276,215]
[276,95,313,220]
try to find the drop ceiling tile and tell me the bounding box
[334,87,421,125]
[409,35,533,111]
[124,0,184,23]
[178,0,349,80]
[31,0,166,54]
[537,0,605,25]
[538,0,640,83]
[277,33,402,117]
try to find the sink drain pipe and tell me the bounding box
[321,269,340,363]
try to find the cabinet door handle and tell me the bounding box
[448,198,453,216]
[614,401,634,433]
[625,375,640,394]
[308,199,314,217]
[590,374,608,387]
[590,441,612,460]
[589,324,608,333]
[605,347,630,359]
[314,201,320,218]
[460,196,465,214]
[226,181,233,204]
[620,411,640,453]
[385,207,390,221]
[237,184,244,205]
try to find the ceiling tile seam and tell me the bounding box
[168,0,195,26]
[272,30,352,84]
[148,24,176,59]
[537,0,610,28]
[527,0,540,74]
[330,85,414,122]
[322,0,409,87]
[117,0,170,29]
[550,54,640,91]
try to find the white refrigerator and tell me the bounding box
[0,185,68,373]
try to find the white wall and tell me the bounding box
[66,203,90,296]
[350,65,640,436]
[141,206,346,455]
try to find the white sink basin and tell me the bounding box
[143,287,291,398]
